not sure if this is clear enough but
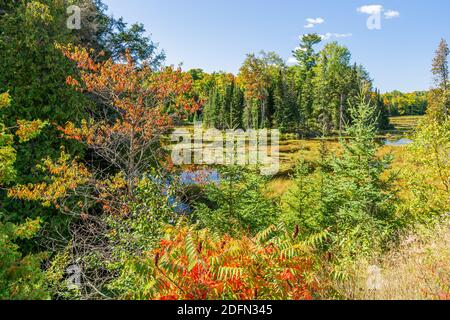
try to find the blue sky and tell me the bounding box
[103,0,450,92]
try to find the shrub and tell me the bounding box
[111,222,327,300]
[0,218,49,300]
[194,166,279,236]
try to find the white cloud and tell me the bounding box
[357,5,400,19]
[357,4,383,15]
[304,17,325,29]
[384,10,400,19]
[320,33,352,40]
[307,17,325,24]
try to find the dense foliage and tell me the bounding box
[197,37,391,135]
[382,91,428,116]
[283,90,399,278]
[194,167,279,236]
[0,93,48,299]
[111,223,324,300]
[0,0,448,301]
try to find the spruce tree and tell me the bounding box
[203,87,219,128]
[284,88,398,270]
[229,83,244,129]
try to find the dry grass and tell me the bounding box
[267,177,294,198]
[332,219,450,300]
[389,116,423,132]
[272,139,411,198]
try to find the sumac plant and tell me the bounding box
[113,223,329,300]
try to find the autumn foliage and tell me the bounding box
[8,150,91,208]
[121,223,325,300]
[57,44,199,192]
[1,0,448,301]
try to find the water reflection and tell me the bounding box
[383,138,413,146]
[181,170,220,185]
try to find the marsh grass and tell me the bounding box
[388,115,423,131]
[173,117,422,201]
[331,219,450,300]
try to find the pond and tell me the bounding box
[181,170,220,185]
[383,138,413,146]
[168,170,220,215]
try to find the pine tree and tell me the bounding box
[231,85,244,129]
[293,34,322,133]
[194,166,278,236]
[374,89,391,130]
[284,89,398,270]
[274,71,287,131]
[203,87,219,128]
[274,70,298,132]
[221,80,234,130]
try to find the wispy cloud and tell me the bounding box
[320,33,352,40]
[384,10,400,19]
[357,5,400,19]
[304,17,325,29]
[357,4,383,15]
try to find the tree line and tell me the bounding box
[191,34,391,135]
[382,90,428,116]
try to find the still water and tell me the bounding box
[383,138,413,146]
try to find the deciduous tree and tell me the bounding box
[58,45,198,194]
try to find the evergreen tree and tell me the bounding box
[199,37,375,134]
[274,70,299,132]
[274,70,289,132]
[229,83,244,129]
[374,89,391,130]
[203,87,219,128]
[311,42,376,134]
[293,34,322,132]
[0,0,89,223]
[0,92,48,300]
[221,79,234,129]
[283,89,398,272]
[194,167,278,236]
